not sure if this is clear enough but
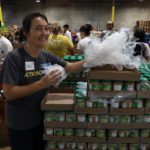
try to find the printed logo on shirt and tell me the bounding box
[24,70,43,78]
[25,61,35,71]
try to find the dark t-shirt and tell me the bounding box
[2,48,67,130]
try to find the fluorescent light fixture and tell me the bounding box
[36,0,40,2]
[138,0,144,2]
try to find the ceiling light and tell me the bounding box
[36,0,40,2]
[138,0,144,2]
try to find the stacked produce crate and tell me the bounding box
[41,65,150,150]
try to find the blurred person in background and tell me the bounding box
[46,23,74,58]
[63,24,72,41]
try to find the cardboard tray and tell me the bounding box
[108,137,139,143]
[88,91,136,99]
[41,93,74,111]
[74,107,108,114]
[88,67,140,81]
[132,123,150,129]
[75,136,106,142]
[44,121,87,128]
[43,135,74,141]
[88,123,131,129]
[110,108,144,115]
[49,87,74,93]
[140,138,150,143]
[137,91,150,98]
[145,108,150,114]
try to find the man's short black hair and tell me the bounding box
[63,24,69,29]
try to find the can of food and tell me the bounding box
[88,143,98,150]
[77,143,86,150]
[132,116,143,123]
[47,142,56,149]
[90,79,101,91]
[109,130,118,137]
[113,81,123,91]
[66,142,76,149]
[56,113,65,121]
[97,100,108,108]
[77,114,86,122]
[145,100,150,108]
[132,99,143,108]
[120,116,131,123]
[108,144,117,150]
[64,128,74,136]
[118,143,127,150]
[54,128,64,136]
[57,142,65,149]
[141,130,150,137]
[109,116,120,123]
[76,129,85,137]
[86,100,93,108]
[45,113,55,122]
[102,80,112,91]
[129,144,139,150]
[96,129,105,137]
[119,130,130,137]
[99,115,109,123]
[130,130,139,137]
[111,101,120,108]
[97,143,107,150]
[121,100,132,108]
[76,99,85,108]
[66,113,76,122]
[124,81,135,91]
[88,115,99,123]
[140,144,150,150]
[86,129,95,137]
[46,128,53,135]
[143,115,150,123]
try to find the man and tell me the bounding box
[63,24,72,41]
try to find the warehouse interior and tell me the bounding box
[0,0,150,150]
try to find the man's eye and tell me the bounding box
[35,27,42,31]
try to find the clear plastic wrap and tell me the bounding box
[84,28,143,70]
[42,64,67,87]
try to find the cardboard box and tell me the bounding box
[44,121,87,129]
[88,123,131,129]
[145,108,150,114]
[88,66,140,81]
[108,137,139,143]
[43,135,74,142]
[49,87,74,93]
[132,123,150,129]
[74,107,108,114]
[41,93,74,111]
[88,91,136,99]
[137,91,150,98]
[75,136,106,142]
[110,108,144,115]
[140,137,150,143]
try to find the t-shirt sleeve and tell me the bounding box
[2,52,21,85]
[47,52,67,67]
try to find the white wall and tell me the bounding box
[2,0,150,31]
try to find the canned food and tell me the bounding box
[132,99,143,108]
[145,100,150,108]
[130,130,139,137]
[45,114,55,122]
[96,129,105,137]
[109,130,118,137]
[97,143,107,150]
[110,116,120,123]
[90,80,101,91]
[66,142,76,149]
[119,130,130,137]
[143,115,150,123]
[76,129,85,137]
[132,116,143,123]
[113,81,123,91]
[88,115,99,123]
[141,130,150,137]
[118,143,127,150]
[120,116,131,123]
[86,100,93,108]
[99,115,109,123]
[77,114,86,122]
[56,113,65,121]
[108,144,117,150]
[54,128,64,136]
[86,129,95,137]
[66,113,76,122]
[88,143,98,150]
[46,128,53,135]
[57,142,65,149]
[77,143,86,150]
[76,99,85,108]
[47,142,56,149]
[64,128,74,136]
[121,100,132,108]
[124,82,135,91]
[102,80,112,91]
[129,144,139,150]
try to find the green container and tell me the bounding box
[96,129,105,137]
[118,144,127,150]
[129,144,139,150]
[76,129,85,137]
[76,99,85,108]
[108,144,117,150]
[99,115,109,123]
[120,116,131,123]
[66,113,76,122]
[54,128,64,136]
[64,128,74,136]
[130,130,139,137]
[47,142,56,149]
[141,130,150,137]
[102,80,112,91]
[86,129,95,137]
[63,55,70,61]
[91,79,101,91]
